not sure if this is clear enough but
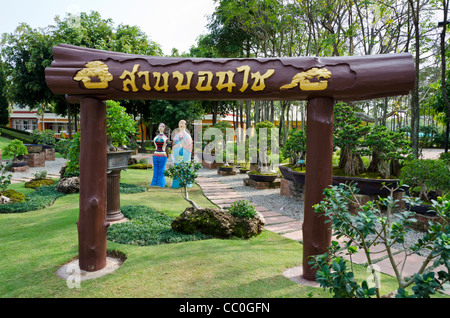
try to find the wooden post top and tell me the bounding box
[45,44,415,102]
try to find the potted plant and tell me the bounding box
[3,139,29,167]
[106,100,138,171]
[30,129,56,149]
[247,121,278,182]
[280,128,306,179]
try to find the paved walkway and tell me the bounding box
[196,174,449,295]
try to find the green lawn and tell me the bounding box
[0,168,441,298]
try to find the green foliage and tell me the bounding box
[30,129,56,146]
[164,161,202,189]
[0,163,12,192]
[119,183,146,194]
[311,183,450,298]
[106,100,138,147]
[366,125,413,162]
[0,185,66,213]
[107,205,210,246]
[33,170,47,180]
[3,139,28,161]
[400,159,450,200]
[64,132,80,176]
[281,129,306,166]
[440,152,450,165]
[164,161,202,208]
[55,138,71,158]
[228,200,258,220]
[128,163,153,169]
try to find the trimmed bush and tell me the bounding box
[128,163,153,169]
[228,200,258,220]
[107,205,210,246]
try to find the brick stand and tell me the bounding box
[44,148,55,161]
[25,152,45,167]
[280,178,305,200]
[243,178,281,189]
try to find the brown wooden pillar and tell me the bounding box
[302,97,334,281]
[77,96,108,272]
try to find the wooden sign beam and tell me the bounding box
[45,44,415,280]
[46,44,414,102]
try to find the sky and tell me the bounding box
[0,0,218,55]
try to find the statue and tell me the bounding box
[172,120,193,188]
[150,123,168,187]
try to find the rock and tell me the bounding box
[172,207,235,238]
[56,177,80,194]
[171,207,265,239]
[233,212,265,239]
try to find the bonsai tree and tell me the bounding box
[3,139,28,162]
[333,103,370,176]
[30,129,56,147]
[106,100,138,151]
[281,128,306,167]
[365,125,413,179]
[164,161,202,209]
[400,159,450,202]
[254,121,278,173]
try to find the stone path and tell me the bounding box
[196,175,449,295]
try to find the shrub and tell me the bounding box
[107,205,210,246]
[228,200,258,220]
[0,162,12,192]
[440,152,450,166]
[3,139,28,162]
[164,161,202,209]
[128,163,153,169]
[30,129,56,146]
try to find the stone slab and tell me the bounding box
[282,230,303,242]
[259,211,282,218]
[265,221,302,234]
[264,215,297,225]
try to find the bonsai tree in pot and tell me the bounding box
[250,121,278,175]
[281,128,306,168]
[106,100,138,151]
[30,129,56,148]
[400,159,450,202]
[333,103,370,176]
[3,139,28,166]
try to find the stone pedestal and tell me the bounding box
[243,178,281,189]
[107,169,124,222]
[24,152,45,167]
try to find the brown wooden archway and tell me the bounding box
[45,44,415,280]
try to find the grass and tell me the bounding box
[0,168,446,298]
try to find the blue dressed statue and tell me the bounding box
[151,123,168,187]
[172,120,193,188]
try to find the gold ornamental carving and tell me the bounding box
[73,61,113,89]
